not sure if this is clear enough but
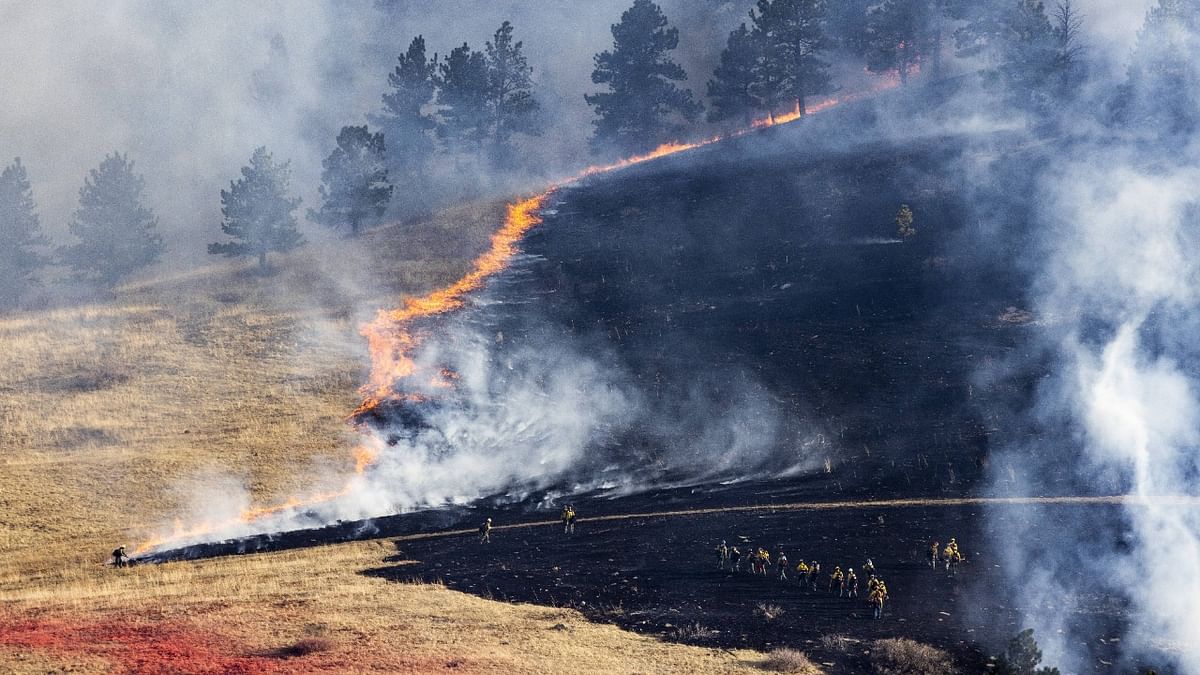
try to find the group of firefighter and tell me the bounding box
[929,537,964,574]
[713,536,963,620]
[478,505,575,543]
[113,508,961,624]
[714,541,890,619]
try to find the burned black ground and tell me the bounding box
[363,501,1130,674]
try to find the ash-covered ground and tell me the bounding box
[495,120,1047,497]
[364,501,1131,674]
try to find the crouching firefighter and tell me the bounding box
[111,545,130,568]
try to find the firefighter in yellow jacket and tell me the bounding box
[869,578,888,619]
[795,559,810,583]
[829,565,844,594]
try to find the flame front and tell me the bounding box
[132,73,906,555]
[354,194,550,416]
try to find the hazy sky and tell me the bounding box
[0,0,1156,260]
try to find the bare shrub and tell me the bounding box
[821,634,854,653]
[273,637,335,658]
[669,621,718,641]
[869,638,954,675]
[756,603,785,621]
[763,647,822,673]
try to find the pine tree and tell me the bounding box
[995,629,1061,675]
[707,23,762,125]
[862,0,942,85]
[60,153,163,286]
[585,0,703,155]
[371,36,437,190]
[1112,0,1200,135]
[953,0,1083,109]
[749,0,833,118]
[436,43,491,153]
[0,158,49,309]
[310,125,393,236]
[208,147,304,271]
[998,1,1059,107]
[484,21,541,167]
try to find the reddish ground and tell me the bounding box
[0,615,340,674]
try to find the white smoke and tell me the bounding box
[995,152,1200,671]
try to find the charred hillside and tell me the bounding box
[495,124,1048,497]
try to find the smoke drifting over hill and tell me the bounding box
[0,0,754,264]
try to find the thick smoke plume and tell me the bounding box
[979,2,1200,671]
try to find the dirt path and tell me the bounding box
[389,494,1193,543]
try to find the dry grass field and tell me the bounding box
[0,541,769,673]
[0,199,783,672]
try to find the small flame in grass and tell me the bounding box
[132,74,906,555]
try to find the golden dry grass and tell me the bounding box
[0,199,784,673]
[1,540,769,673]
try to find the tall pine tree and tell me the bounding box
[1112,0,1200,135]
[310,125,393,236]
[60,153,163,286]
[208,147,304,271]
[585,0,702,155]
[953,1,1083,109]
[0,158,48,309]
[862,0,944,85]
[707,23,762,125]
[484,21,541,167]
[436,43,491,153]
[371,36,436,191]
[749,0,833,117]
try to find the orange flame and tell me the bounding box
[354,194,549,416]
[131,74,906,556]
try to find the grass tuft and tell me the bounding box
[763,647,822,674]
[869,638,955,675]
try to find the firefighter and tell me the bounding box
[756,548,769,575]
[776,551,789,580]
[869,577,889,619]
[944,543,963,575]
[929,541,940,568]
[730,546,743,572]
[479,517,492,543]
[716,540,729,570]
[561,506,572,534]
[845,568,859,598]
[829,565,844,594]
[808,562,821,591]
[795,559,809,582]
[111,545,129,568]
[862,558,876,576]
[566,505,577,534]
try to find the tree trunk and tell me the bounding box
[797,95,806,117]
[258,249,267,272]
